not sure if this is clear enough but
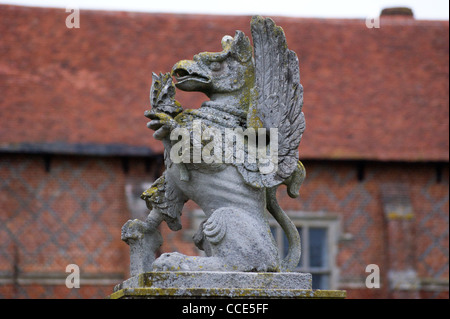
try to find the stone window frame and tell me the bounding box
[267,211,341,290]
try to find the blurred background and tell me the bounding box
[0,0,449,19]
[0,0,448,298]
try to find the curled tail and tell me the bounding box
[266,161,305,271]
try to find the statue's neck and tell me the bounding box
[208,89,250,112]
[195,88,252,128]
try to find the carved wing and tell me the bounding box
[246,16,305,187]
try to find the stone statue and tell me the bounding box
[121,16,306,275]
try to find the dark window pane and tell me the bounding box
[282,227,303,268]
[297,227,303,268]
[270,226,277,240]
[309,227,327,268]
[312,274,329,290]
[282,229,289,258]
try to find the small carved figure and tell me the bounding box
[122,16,306,273]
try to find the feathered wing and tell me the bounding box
[243,16,305,187]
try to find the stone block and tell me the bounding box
[110,271,346,299]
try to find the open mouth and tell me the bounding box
[172,68,210,84]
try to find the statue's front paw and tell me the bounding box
[152,252,191,271]
[145,112,177,140]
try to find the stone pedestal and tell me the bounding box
[109,271,346,299]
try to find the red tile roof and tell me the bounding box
[0,5,448,161]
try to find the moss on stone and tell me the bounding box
[108,287,346,299]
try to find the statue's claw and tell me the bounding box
[152,252,192,271]
[146,112,177,140]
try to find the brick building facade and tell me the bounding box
[0,5,448,298]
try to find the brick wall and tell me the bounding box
[274,161,449,298]
[0,155,448,298]
[0,154,150,298]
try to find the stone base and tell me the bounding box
[109,271,346,299]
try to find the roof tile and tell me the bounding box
[0,5,448,161]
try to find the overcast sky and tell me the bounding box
[0,0,448,20]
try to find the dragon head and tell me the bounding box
[172,31,254,104]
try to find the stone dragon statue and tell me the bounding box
[121,16,306,274]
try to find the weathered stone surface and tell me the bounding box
[114,271,312,291]
[110,271,346,299]
[109,287,346,299]
[121,219,162,276]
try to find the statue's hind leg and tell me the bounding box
[152,207,280,272]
